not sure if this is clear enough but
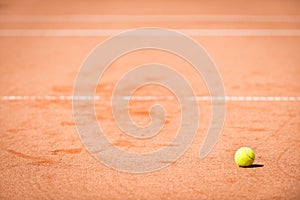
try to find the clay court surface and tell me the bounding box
[1,0,300,199]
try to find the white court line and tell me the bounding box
[1,15,300,22]
[1,96,300,102]
[0,29,300,37]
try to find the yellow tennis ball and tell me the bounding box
[234,147,255,167]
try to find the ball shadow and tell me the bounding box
[240,164,264,168]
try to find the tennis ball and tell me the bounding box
[234,147,255,167]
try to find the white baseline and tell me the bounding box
[0,29,300,36]
[1,96,300,102]
[1,15,300,22]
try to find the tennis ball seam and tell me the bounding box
[243,148,254,161]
